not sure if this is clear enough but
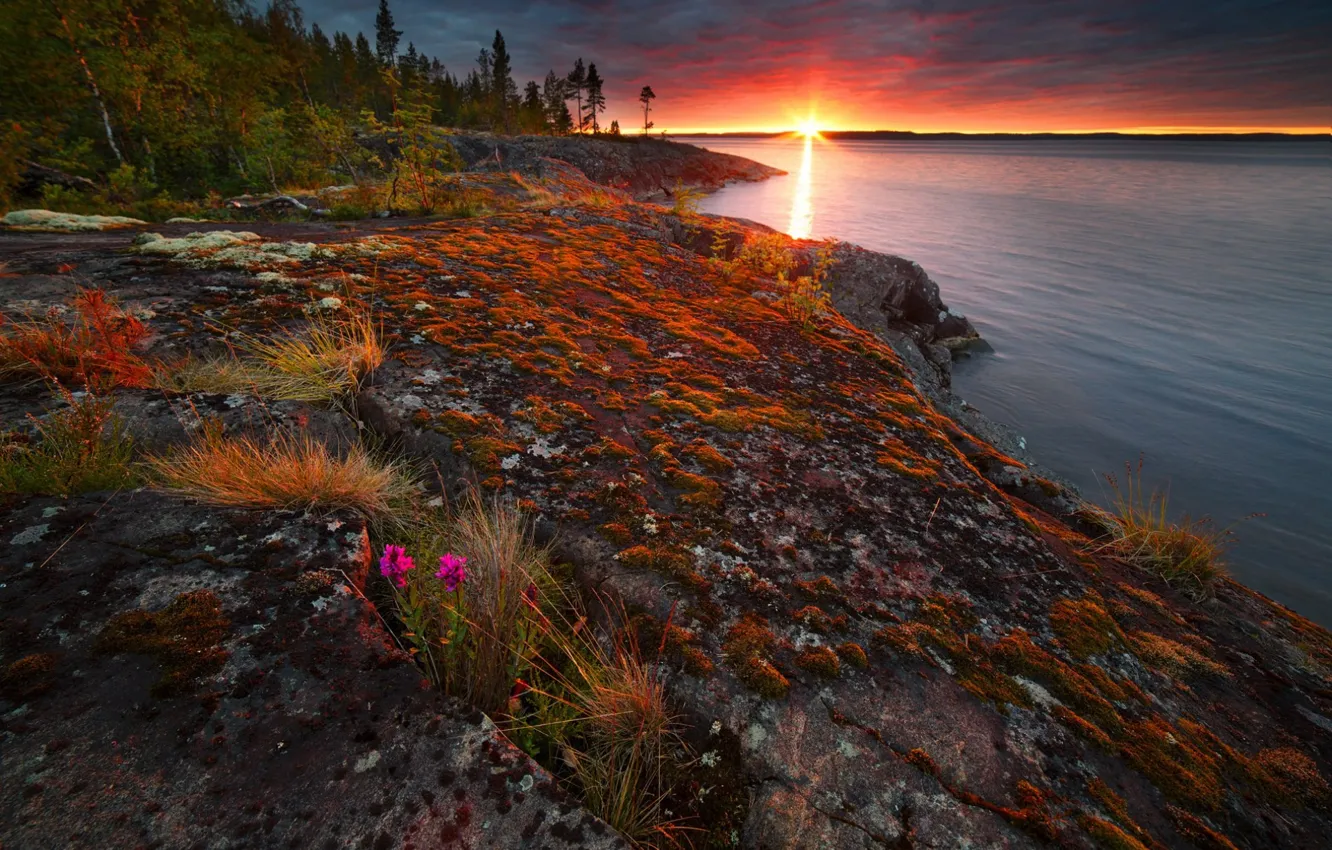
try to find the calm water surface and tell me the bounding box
[686,136,1332,625]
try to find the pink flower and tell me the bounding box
[436,553,468,592]
[379,544,415,589]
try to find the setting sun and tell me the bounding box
[796,120,822,138]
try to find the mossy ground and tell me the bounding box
[5,166,1332,849]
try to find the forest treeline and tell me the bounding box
[0,0,640,204]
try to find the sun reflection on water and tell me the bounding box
[788,135,815,238]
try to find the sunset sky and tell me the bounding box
[301,0,1332,134]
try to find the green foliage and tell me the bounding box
[670,179,706,217]
[778,240,837,331]
[382,493,553,713]
[366,72,469,215]
[714,233,838,330]
[0,122,30,212]
[0,0,585,210]
[0,391,138,496]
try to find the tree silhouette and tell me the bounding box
[542,70,566,132]
[566,58,586,133]
[638,85,656,134]
[490,30,515,132]
[521,80,544,133]
[373,0,401,67]
[583,63,604,134]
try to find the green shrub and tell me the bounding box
[0,392,138,495]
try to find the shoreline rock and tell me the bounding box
[444,131,786,200]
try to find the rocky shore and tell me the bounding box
[443,132,787,201]
[3,141,1332,849]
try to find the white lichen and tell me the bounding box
[3,209,145,231]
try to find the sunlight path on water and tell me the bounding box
[787,135,814,238]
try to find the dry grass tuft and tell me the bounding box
[158,309,382,403]
[514,599,690,849]
[1085,458,1240,599]
[149,429,412,519]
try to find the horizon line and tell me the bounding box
[660,127,1330,138]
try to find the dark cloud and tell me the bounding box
[296,0,1332,129]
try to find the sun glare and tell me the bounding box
[797,120,821,138]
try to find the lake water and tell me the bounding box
[686,136,1332,626]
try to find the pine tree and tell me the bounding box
[565,58,586,133]
[583,63,605,134]
[374,0,401,67]
[519,81,544,133]
[542,70,566,132]
[639,85,656,134]
[490,31,515,132]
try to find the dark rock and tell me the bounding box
[0,492,626,849]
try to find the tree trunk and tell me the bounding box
[48,0,124,166]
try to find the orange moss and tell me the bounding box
[875,610,1032,713]
[1247,747,1331,808]
[664,467,722,511]
[514,395,589,434]
[794,645,841,678]
[1054,706,1117,753]
[1050,592,1125,658]
[96,590,230,698]
[1120,716,1225,811]
[616,544,709,592]
[793,605,837,633]
[598,522,634,545]
[835,642,869,668]
[794,575,842,600]
[1,652,58,700]
[1079,815,1152,850]
[723,613,790,698]
[993,630,1124,734]
[681,439,733,473]
[1129,631,1228,680]
[1163,806,1239,850]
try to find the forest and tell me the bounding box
[0,0,634,209]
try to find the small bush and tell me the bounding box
[0,289,153,389]
[1086,458,1242,599]
[0,391,138,495]
[669,180,706,217]
[149,430,413,519]
[716,233,837,330]
[778,240,836,331]
[158,309,383,404]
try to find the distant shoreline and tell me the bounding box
[672,130,1329,142]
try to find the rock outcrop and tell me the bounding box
[3,162,1331,850]
[443,132,786,200]
[0,493,627,850]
